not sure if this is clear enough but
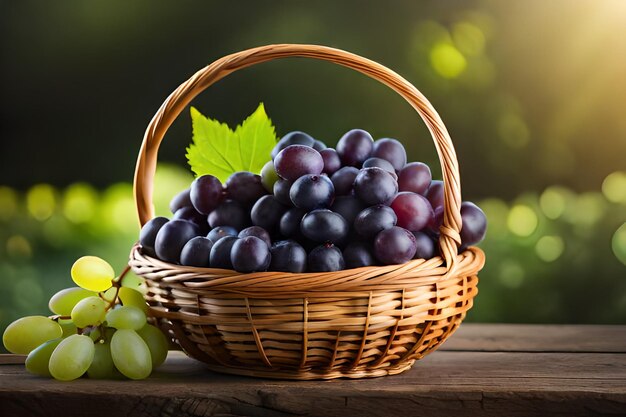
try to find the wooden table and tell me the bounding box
[1,324,625,417]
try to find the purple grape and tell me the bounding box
[230,236,271,273]
[343,242,376,269]
[308,244,345,272]
[279,208,307,239]
[354,205,397,238]
[154,219,201,264]
[225,171,267,207]
[190,175,224,215]
[330,196,366,226]
[460,201,487,245]
[373,226,417,265]
[173,206,204,223]
[273,179,294,206]
[208,200,250,231]
[426,180,444,210]
[180,237,213,267]
[169,189,192,213]
[427,205,444,237]
[320,148,342,175]
[353,167,398,206]
[207,226,238,243]
[336,129,373,167]
[173,206,209,234]
[371,138,407,171]
[209,236,239,269]
[274,145,324,181]
[390,192,434,232]
[300,209,349,244]
[251,195,289,232]
[363,157,395,174]
[289,174,335,210]
[238,226,271,247]
[269,240,307,273]
[271,131,316,159]
[412,232,435,259]
[398,162,432,195]
[139,217,169,258]
[313,140,327,151]
[330,166,359,196]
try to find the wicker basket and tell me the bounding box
[129,44,485,380]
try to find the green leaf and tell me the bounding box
[186,104,278,183]
[234,103,278,173]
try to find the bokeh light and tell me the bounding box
[26,184,56,221]
[411,20,451,51]
[535,236,565,262]
[100,183,136,233]
[6,235,32,260]
[602,171,626,204]
[563,192,605,228]
[452,22,486,56]
[62,183,98,224]
[430,43,467,79]
[507,205,538,237]
[539,186,571,219]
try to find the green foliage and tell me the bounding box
[469,190,626,324]
[186,104,278,182]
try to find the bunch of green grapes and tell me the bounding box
[2,256,169,381]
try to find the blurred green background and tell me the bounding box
[1,0,625,341]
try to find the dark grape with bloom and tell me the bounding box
[139,128,486,272]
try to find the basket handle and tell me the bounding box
[133,44,463,268]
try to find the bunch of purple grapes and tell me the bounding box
[139,129,487,273]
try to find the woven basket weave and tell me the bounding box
[129,44,485,380]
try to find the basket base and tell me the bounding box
[196,358,416,380]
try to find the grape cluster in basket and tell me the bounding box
[2,256,169,381]
[140,129,486,273]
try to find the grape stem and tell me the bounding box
[49,314,71,321]
[103,264,131,311]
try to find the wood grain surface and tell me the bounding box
[1,324,625,417]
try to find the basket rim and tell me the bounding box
[129,244,484,294]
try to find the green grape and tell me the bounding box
[121,272,147,295]
[2,316,63,354]
[105,306,146,330]
[137,324,169,368]
[71,256,114,292]
[101,287,118,303]
[59,320,77,337]
[119,287,148,313]
[49,334,95,381]
[103,326,116,342]
[71,296,106,328]
[87,342,120,379]
[110,329,152,380]
[48,287,97,316]
[25,338,62,377]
